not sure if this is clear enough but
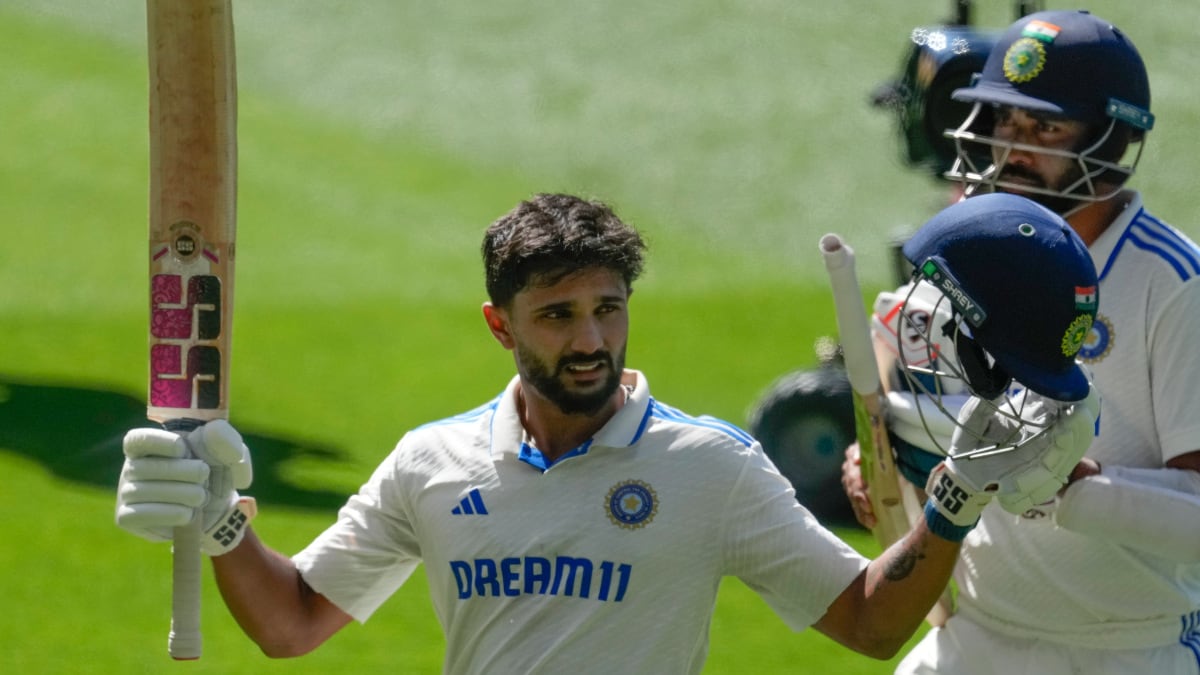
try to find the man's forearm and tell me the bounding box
[1056,466,1200,561]
[861,520,961,652]
[211,527,350,657]
[818,517,961,659]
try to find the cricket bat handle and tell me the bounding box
[819,234,881,396]
[165,418,204,659]
[821,233,956,626]
[170,523,203,659]
[819,233,907,537]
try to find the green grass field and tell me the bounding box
[2,2,1196,672]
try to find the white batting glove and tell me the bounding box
[994,387,1099,515]
[116,419,257,556]
[926,384,1099,532]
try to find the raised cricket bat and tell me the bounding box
[820,235,908,544]
[146,0,237,659]
[820,233,952,626]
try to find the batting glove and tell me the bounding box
[925,384,1099,539]
[116,419,257,556]
[993,386,1099,515]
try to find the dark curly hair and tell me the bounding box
[482,193,647,307]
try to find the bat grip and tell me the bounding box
[164,418,204,660]
[819,234,882,395]
[170,521,203,659]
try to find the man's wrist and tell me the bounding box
[923,499,976,543]
[925,462,989,525]
[1065,458,1102,487]
[202,496,257,556]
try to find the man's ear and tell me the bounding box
[482,302,515,349]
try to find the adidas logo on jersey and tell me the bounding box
[451,488,489,516]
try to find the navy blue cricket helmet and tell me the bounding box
[953,9,1152,131]
[943,10,1154,211]
[902,193,1098,401]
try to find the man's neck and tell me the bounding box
[516,384,625,463]
[1065,189,1134,246]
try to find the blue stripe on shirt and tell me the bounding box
[417,397,499,429]
[649,399,754,447]
[1104,211,1200,282]
[1180,610,1200,666]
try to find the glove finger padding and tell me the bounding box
[123,427,191,459]
[115,502,196,539]
[996,387,1099,515]
[923,396,1003,532]
[117,430,208,542]
[183,420,256,556]
[927,392,1058,528]
[118,474,208,508]
[189,419,253,489]
[951,395,1026,459]
[121,455,210,484]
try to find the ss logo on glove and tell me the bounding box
[210,509,249,547]
[932,473,971,516]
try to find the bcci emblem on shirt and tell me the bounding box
[606,480,658,529]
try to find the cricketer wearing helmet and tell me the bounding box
[944,9,1154,219]
[872,194,1100,501]
[845,9,1200,674]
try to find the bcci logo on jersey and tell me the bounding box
[606,480,658,529]
[1078,313,1114,363]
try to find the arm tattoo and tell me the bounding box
[883,539,926,582]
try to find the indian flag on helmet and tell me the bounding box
[1075,285,1098,311]
[1022,20,1061,43]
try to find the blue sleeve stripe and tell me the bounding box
[1102,212,1200,283]
[1127,215,1200,281]
[1126,230,1197,281]
[1180,610,1200,667]
[417,397,499,430]
[649,400,754,447]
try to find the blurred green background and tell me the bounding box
[2,1,1195,673]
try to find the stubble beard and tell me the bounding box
[517,345,626,416]
[995,162,1089,216]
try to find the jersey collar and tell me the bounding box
[489,369,653,464]
[1088,190,1143,282]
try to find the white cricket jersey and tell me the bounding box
[955,193,1200,649]
[293,370,868,673]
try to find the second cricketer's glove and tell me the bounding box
[926,384,1099,530]
[116,419,257,556]
[993,386,1099,515]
